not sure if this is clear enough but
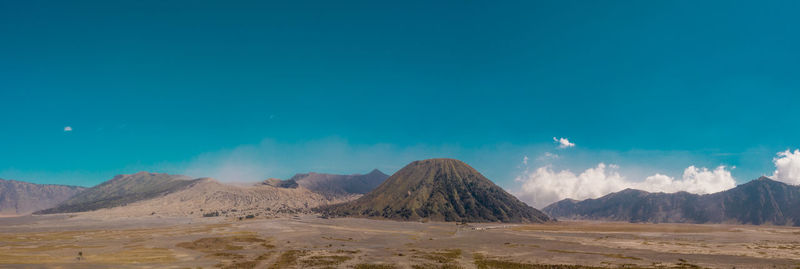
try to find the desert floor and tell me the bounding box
[0,214,799,268]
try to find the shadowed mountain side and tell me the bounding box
[83,178,352,218]
[318,158,551,223]
[36,172,198,214]
[544,177,800,226]
[0,179,85,215]
[262,169,389,198]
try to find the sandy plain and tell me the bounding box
[0,214,799,269]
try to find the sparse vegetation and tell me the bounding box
[179,235,269,251]
[203,211,220,217]
[354,264,398,269]
[177,237,244,252]
[473,253,707,269]
[412,264,464,269]
[321,235,354,241]
[334,249,360,254]
[176,235,274,268]
[547,249,642,260]
[208,252,244,259]
[411,263,463,269]
[415,249,462,263]
[409,249,464,268]
[269,250,305,269]
[475,252,625,269]
[84,247,177,264]
[255,252,274,261]
[301,255,351,266]
[219,260,258,269]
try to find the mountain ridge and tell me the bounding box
[0,178,85,215]
[36,172,198,214]
[543,176,800,226]
[82,177,350,218]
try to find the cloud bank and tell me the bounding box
[515,163,736,208]
[642,166,736,194]
[773,149,800,185]
[516,148,800,208]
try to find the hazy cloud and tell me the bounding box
[773,149,800,185]
[63,126,72,132]
[538,152,559,160]
[178,138,456,183]
[553,137,575,149]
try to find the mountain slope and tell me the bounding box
[712,177,800,225]
[543,177,800,226]
[0,179,85,215]
[285,169,389,197]
[320,158,550,223]
[85,178,351,218]
[37,172,198,214]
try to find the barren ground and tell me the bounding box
[1,214,799,268]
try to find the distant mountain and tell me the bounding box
[543,177,800,226]
[37,172,199,214]
[283,169,389,198]
[87,178,351,218]
[320,159,551,223]
[544,189,706,223]
[0,179,85,215]
[261,178,300,189]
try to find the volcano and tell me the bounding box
[320,158,550,223]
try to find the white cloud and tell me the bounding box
[522,156,529,165]
[516,163,628,208]
[63,126,72,132]
[515,163,736,208]
[772,149,800,185]
[642,166,736,194]
[553,137,575,149]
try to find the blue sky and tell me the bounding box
[2,1,800,194]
